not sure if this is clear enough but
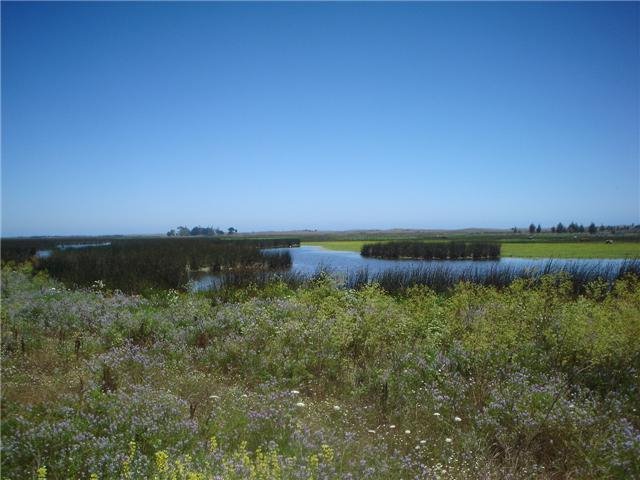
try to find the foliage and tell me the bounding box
[2,265,639,479]
[32,238,295,293]
[361,241,501,260]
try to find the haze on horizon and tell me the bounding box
[2,2,639,237]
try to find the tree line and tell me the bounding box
[167,226,237,236]
[520,223,639,234]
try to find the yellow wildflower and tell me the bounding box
[155,450,169,473]
[36,466,47,480]
[321,444,334,464]
[209,435,218,452]
[308,454,319,480]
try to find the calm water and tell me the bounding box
[35,242,112,258]
[192,245,632,291]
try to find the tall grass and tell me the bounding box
[213,259,640,296]
[36,238,294,293]
[361,240,501,260]
[363,259,640,294]
[1,236,121,263]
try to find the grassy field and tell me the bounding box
[303,240,640,258]
[502,242,640,258]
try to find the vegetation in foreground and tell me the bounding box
[2,264,639,479]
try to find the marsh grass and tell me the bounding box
[31,238,295,293]
[361,240,501,260]
[213,259,640,297]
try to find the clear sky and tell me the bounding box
[2,2,638,236]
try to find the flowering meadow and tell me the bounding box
[1,263,639,479]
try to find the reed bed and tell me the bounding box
[214,259,640,296]
[1,236,120,263]
[33,238,295,293]
[361,240,501,260]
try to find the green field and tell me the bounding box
[304,240,640,258]
[502,242,640,258]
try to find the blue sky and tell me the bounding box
[2,2,638,236]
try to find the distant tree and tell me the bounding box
[556,222,566,233]
[190,226,216,236]
[512,226,519,233]
[215,228,224,235]
[551,226,556,233]
[529,223,536,234]
[177,226,191,236]
[536,224,542,233]
[578,224,585,233]
[588,222,597,234]
[167,229,176,237]
[227,227,237,235]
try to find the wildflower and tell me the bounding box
[454,416,462,422]
[296,402,306,408]
[405,429,411,434]
[37,466,47,479]
[209,394,220,400]
[389,424,396,429]
[241,393,248,398]
[321,444,334,463]
[291,389,300,395]
[176,459,186,477]
[333,405,341,411]
[209,435,218,452]
[420,440,427,445]
[367,429,376,434]
[445,437,453,443]
[309,453,320,479]
[433,412,441,417]
[415,445,420,450]
[269,448,282,478]
[90,474,99,480]
[155,450,169,473]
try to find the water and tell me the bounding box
[35,242,112,258]
[192,245,633,291]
